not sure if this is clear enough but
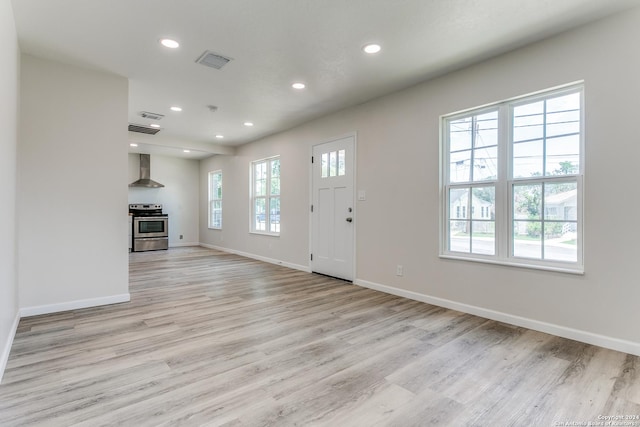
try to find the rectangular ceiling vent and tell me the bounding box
[139,111,164,120]
[196,50,233,70]
[128,124,160,135]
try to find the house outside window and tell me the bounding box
[251,156,280,235]
[441,83,584,273]
[208,170,222,229]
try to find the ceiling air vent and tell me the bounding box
[196,50,233,70]
[128,124,160,135]
[139,111,164,120]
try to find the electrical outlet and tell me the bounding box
[396,265,403,276]
[179,234,183,240]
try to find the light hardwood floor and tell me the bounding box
[1,247,639,426]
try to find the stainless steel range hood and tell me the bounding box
[129,154,164,188]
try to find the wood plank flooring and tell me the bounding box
[1,246,639,426]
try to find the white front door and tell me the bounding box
[311,136,355,281]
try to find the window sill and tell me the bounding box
[249,231,280,237]
[439,254,584,275]
[208,227,222,231]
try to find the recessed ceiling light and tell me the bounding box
[160,38,180,49]
[149,123,160,128]
[244,122,254,127]
[215,135,224,139]
[363,43,381,54]
[130,143,138,147]
[183,150,191,153]
[292,82,306,90]
[170,106,182,112]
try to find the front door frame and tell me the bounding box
[309,132,357,281]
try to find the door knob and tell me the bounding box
[346,217,353,222]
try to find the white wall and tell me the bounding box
[200,137,311,270]
[200,8,640,353]
[129,154,199,247]
[0,0,20,381]
[18,54,129,314]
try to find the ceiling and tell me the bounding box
[11,0,639,159]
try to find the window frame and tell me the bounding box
[250,156,281,236]
[208,170,222,230]
[440,83,584,274]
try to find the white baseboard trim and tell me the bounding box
[20,293,131,318]
[355,279,640,357]
[170,242,200,248]
[199,243,311,273]
[0,312,20,384]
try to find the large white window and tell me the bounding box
[441,84,583,273]
[251,156,280,234]
[208,170,222,229]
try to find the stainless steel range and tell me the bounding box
[129,204,168,252]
